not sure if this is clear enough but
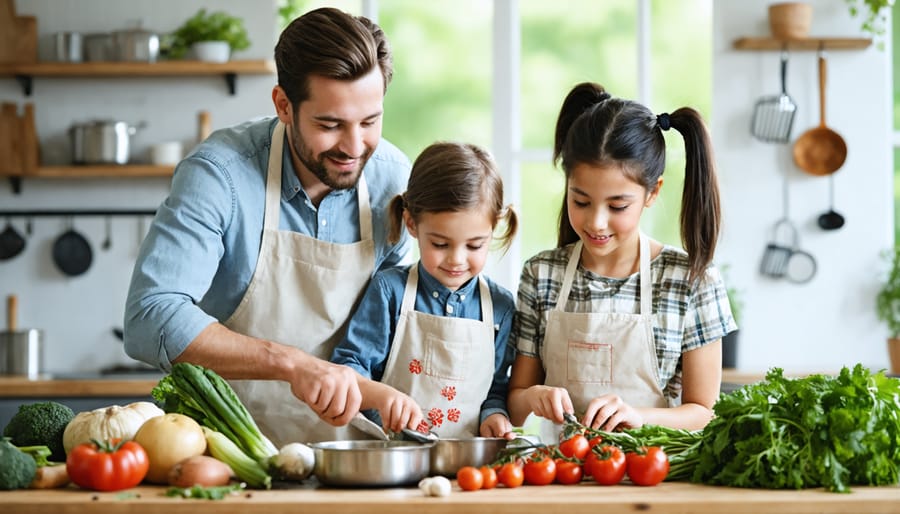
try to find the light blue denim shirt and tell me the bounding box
[331,262,516,426]
[124,117,412,370]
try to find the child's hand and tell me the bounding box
[362,380,425,433]
[582,394,643,431]
[479,413,515,439]
[526,385,575,424]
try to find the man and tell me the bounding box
[124,7,412,446]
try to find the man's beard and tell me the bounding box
[291,126,371,191]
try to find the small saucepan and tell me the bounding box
[52,219,93,277]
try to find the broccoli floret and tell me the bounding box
[3,401,75,461]
[0,438,37,490]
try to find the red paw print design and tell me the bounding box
[447,408,461,423]
[440,386,456,402]
[408,359,422,374]
[416,420,430,433]
[428,407,444,427]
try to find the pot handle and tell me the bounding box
[7,294,17,332]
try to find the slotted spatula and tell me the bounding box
[751,51,797,144]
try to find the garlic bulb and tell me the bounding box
[418,476,452,497]
[63,401,164,454]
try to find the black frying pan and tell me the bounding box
[0,218,26,260]
[52,222,93,276]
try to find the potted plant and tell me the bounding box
[875,246,900,373]
[163,9,250,63]
[845,0,894,47]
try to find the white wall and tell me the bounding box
[713,1,894,373]
[1,0,895,376]
[0,1,277,374]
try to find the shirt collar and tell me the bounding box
[416,262,479,300]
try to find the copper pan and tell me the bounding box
[792,50,846,176]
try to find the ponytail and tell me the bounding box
[386,193,405,244]
[669,108,721,282]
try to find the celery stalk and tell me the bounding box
[202,427,272,489]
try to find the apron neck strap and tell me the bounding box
[401,264,494,323]
[263,122,286,231]
[264,121,373,240]
[555,234,651,315]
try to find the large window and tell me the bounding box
[280,0,712,288]
[894,5,900,243]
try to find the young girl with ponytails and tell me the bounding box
[332,141,519,438]
[508,82,736,433]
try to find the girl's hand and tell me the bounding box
[527,385,575,423]
[362,381,424,433]
[582,394,643,431]
[480,413,515,439]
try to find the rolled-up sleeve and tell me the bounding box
[123,157,233,370]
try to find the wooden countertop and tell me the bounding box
[0,376,159,397]
[1,481,898,514]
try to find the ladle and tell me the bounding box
[817,174,845,230]
[793,47,847,177]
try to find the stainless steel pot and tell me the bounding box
[83,33,113,62]
[113,28,159,63]
[53,32,82,62]
[429,437,508,477]
[311,440,433,487]
[70,120,141,165]
[1,295,43,379]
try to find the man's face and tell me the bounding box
[289,68,385,190]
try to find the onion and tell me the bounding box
[168,455,234,488]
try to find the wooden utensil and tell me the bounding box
[793,49,847,176]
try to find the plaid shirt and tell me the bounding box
[513,243,737,399]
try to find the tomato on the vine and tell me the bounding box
[554,458,583,485]
[588,435,604,449]
[497,462,524,488]
[479,466,498,489]
[558,433,590,461]
[523,456,556,486]
[591,445,626,486]
[457,466,484,491]
[626,446,669,486]
[66,438,149,491]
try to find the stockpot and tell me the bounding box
[112,28,159,62]
[70,120,141,165]
[429,437,509,477]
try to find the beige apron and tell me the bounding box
[541,233,667,412]
[225,121,376,446]
[380,265,495,437]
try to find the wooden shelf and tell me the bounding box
[0,59,275,95]
[733,36,872,51]
[25,164,175,178]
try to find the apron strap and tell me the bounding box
[638,232,650,316]
[263,122,286,232]
[555,241,582,312]
[478,275,493,328]
[357,174,372,241]
[400,264,419,314]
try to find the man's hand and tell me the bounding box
[288,357,362,426]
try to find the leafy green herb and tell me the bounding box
[165,482,245,500]
[691,365,900,492]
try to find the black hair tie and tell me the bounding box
[657,113,671,131]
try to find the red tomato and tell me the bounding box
[583,450,598,478]
[626,446,670,486]
[588,435,604,448]
[591,445,626,486]
[523,456,556,486]
[456,466,484,491]
[497,462,524,488]
[66,439,149,492]
[479,466,498,489]
[558,433,590,461]
[554,458,583,485]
